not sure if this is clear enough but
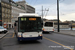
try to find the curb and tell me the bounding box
[0,32,9,39]
[54,32,75,37]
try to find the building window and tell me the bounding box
[5,4,7,7]
[2,13,5,18]
[1,2,4,6]
[6,9,7,13]
[2,7,5,12]
[16,4,18,6]
[6,14,7,18]
[8,10,10,13]
[21,6,25,9]
[7,14,8,17]
[8,19,11,22]
[8,4,10,8]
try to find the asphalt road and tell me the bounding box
[0,30,75,50]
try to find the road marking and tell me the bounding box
[3,33,15,38]
[43,37,73,50]
[12,33,15,38]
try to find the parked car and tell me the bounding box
[0,26,8,34]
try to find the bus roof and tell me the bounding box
[43,21,54,23]
[18,13,40,17]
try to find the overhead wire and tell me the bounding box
[29,0,33,5]
[45,8,49,17]
[34,0,37,5]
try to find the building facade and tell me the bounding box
[0,0,11,28]
[72,23,75,28]
[11,0,35,28]
[16,0,35,13]
[11,1,26,28]
[26,4,35,13]
[0,0,35,28]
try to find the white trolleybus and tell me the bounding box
[14,13,42,41]
[42,21,54,33]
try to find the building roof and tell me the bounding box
[49,19,58,21]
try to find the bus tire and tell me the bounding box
[42,31,45,33]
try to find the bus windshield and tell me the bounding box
[18,17,42,32]
[44,22,53,27]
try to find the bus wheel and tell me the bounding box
[49,32,52,34]
[18,40,22,43]
[42,31,45,34]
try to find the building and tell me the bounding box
[11,0,35,28]
[48,19,61,23]
[26,4,35,13]
[54,23,69,29]
[16,0,35,13]
[72,22,75,28]
[11,1,26,28]
[0,0,11,28]
[0,0,35,28]
[63,20,75,28]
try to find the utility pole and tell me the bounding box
[57,0,60,32]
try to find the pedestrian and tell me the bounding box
[71,26,72,30]
[14,22,17,37]
[12,25,13,28]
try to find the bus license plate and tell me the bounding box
[30,35,32,37]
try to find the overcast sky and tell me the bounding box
[13,0,75,21]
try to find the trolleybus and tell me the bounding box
[14,13,42,41]
[42,21,54,33]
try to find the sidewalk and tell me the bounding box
[0,32,9,39]
[54,30,75,36]
[0,29,14,39]
[0,33,8,39]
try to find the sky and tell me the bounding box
[13,0,75,22]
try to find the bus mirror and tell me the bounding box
[41,23,43,25]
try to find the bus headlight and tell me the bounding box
[39,34,42,36]
[18,33,22,37]
[18,35,21,37]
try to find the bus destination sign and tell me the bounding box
[29,18,36,20]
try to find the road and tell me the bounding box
[0,30,75,50]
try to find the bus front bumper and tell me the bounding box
[17,36,42,41]
[42,31,54,33]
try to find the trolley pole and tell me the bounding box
[57,0,60,32]
[42,6,43,21]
